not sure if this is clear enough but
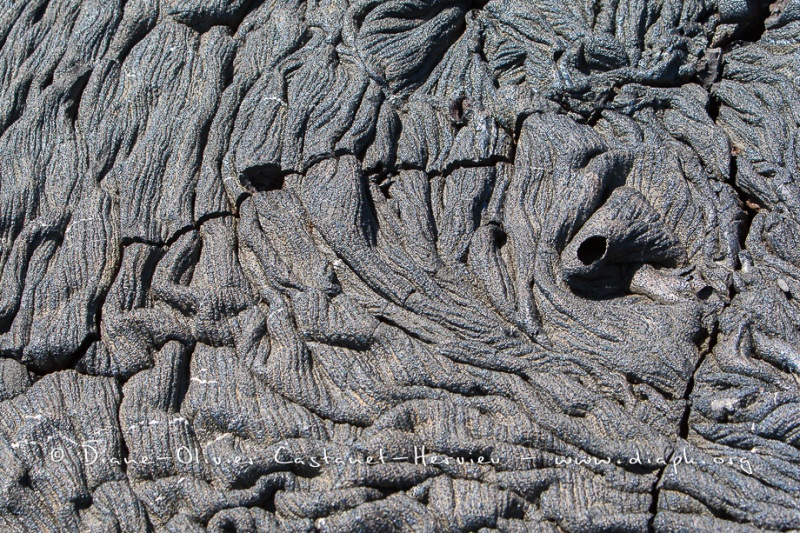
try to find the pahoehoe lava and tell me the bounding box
[0,0,799,531]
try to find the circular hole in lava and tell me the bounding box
[577,236,607,265]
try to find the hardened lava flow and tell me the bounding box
[0,0,799,531]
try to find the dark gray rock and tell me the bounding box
[0,0,798,531]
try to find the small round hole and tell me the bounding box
[239,164,285,192]
[697,286,713,300]
[495,228,507,249]
[449,97,468,123]
[577,236,607,265]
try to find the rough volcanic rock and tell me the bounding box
[0,0,799,531]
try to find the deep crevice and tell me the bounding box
[375,314,428,344]
[649,316,721,529]
[717,0,772,53]
[735,4,770,44]
[728,155,761,253]
[30,1,48,25]
[118,210,235,249]
[118,422,130,475]
[707,91,722,122]
[647,452,672,533]
[680,321,718,439]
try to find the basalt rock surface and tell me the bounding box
[0,0,799,531]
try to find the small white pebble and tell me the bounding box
[777,278,790,293]
[711,398,738,411]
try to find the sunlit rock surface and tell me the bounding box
[0,0,799,531]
